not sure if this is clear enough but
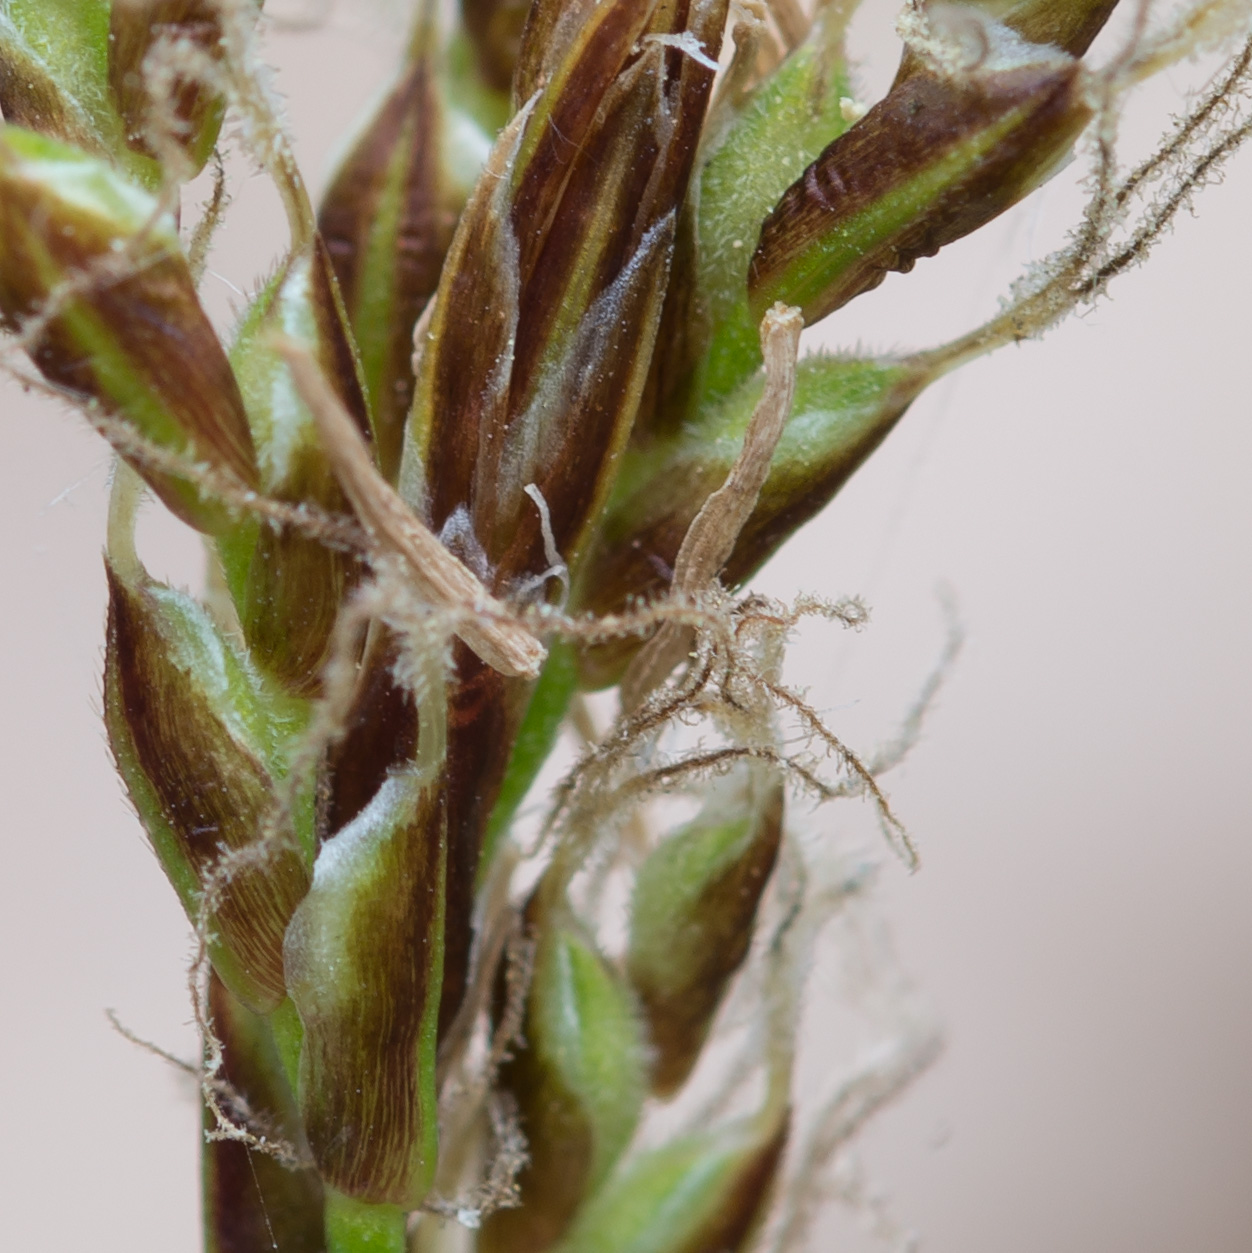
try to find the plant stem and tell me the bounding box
[478,638,579,883]
[324,1191,408,1253]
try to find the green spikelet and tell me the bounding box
[318,5,468,482]
[226,239,372,695]
[483,889,647,1253]
[628,770,784,1094]
[552,1110,789,1253]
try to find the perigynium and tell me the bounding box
[1,0,1250,1250]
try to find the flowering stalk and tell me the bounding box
[3,0,1251,1250]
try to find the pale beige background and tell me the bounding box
[1,5,1249,1250]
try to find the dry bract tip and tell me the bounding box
[621,302,803,709]
[275,336,547,680]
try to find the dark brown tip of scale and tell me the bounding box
[749,57,1088,325]
[107,0,231,170]
[463,0,533,94]
[692,1116,790,1253]
[318,41,454,480]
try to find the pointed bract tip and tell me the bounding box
[0,127,257,533]
[749,16,1093,325]
[107,0,241,176]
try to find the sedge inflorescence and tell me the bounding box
[1,0,1250,1249]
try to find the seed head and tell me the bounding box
[409,0,728,592]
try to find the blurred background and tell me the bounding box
[1,2,1249,1248]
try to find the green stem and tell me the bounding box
[477,638,579,885]
[325,1191,408,1253]
[267,995,304,1095]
